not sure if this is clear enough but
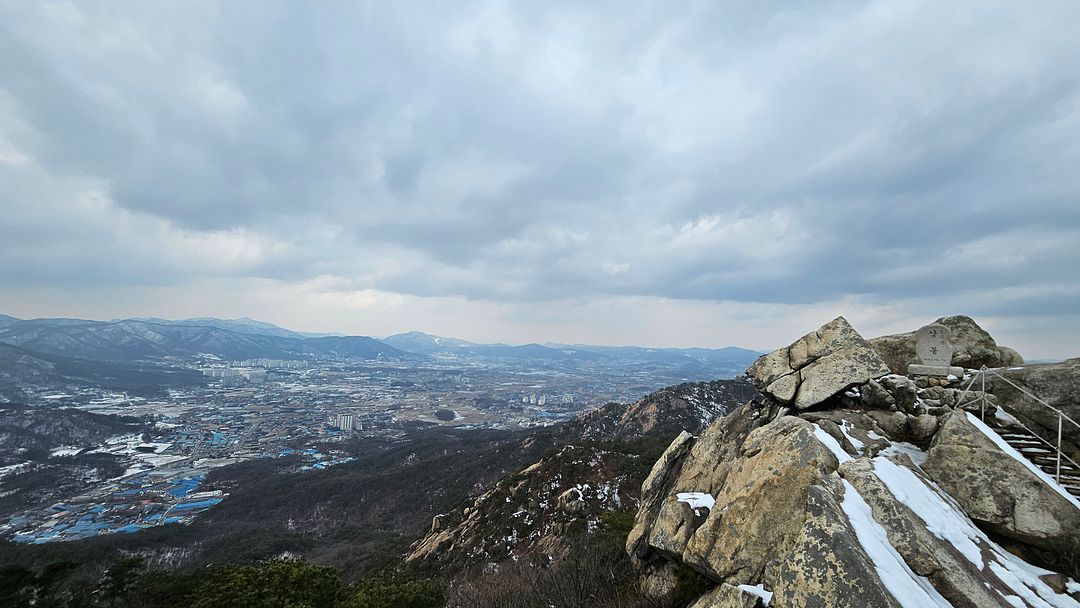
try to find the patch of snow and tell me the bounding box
[872,456,1080,608]
[879,441,928,466]
[676,492,715,516]
[966,412,1080,511]
[1068,581,1080,594]
[110,465,148,481]
[839,421,866,453]
[872,457,986,568]
[987,561,1074,608]
[813,425,852,464]
[50,446,82,457]
[995,408,1024,426]
[737,584,773,606]
[0,462,32,482]
[840,480,952,607]
[140,454,187,467]
[91,433,144,456]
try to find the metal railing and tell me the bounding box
[953,365,1080,484]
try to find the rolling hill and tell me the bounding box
[0,318,407,363]
[127,317,324,339]
[0,342,206,400]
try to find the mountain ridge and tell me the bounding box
[0,318,760,376]
[0,318,409,363]
[384,330,761,367]
[126,316,341,339]
[1,317,759,363]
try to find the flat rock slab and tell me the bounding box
[907,364,965,377]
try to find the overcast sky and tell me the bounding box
[1,1,1079,357]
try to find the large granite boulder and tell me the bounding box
[870,315,1024,374]
[628,401,1080,608]
[747,317,890,410]
[999,346,1025,367]
[923,409,1080,558]
[627,406,902,607]
[629,314,1080,608]
[840,457,1029,608]
[625,430,697,563]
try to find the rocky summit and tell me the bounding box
[746,316,891,410]
[627,316,1080,608]
[869,315,1025,375]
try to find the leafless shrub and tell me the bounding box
[444,540,670,608]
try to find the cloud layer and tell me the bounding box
[1,1,1079,357]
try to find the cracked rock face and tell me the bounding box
[627,403,1080,608]
[923,409,1080,557]
[626,406,902,608]
[747,316,891,410]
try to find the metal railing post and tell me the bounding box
[980,366,987,422]
[1058,412,1064,483]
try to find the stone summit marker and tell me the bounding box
[908,323,965,377]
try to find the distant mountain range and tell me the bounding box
[383,332,607,362]
[0,317,407,363]
[0,315,760,373]
[383,330,760,368]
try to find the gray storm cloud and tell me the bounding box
[1,1,1079,355]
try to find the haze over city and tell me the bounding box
[2,1,1079,358]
